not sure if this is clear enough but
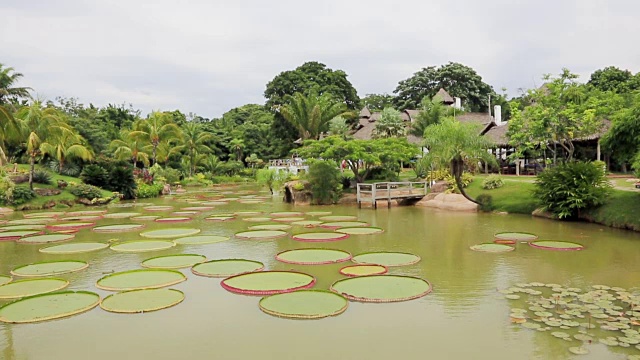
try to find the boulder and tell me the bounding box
[35,188,61,196]
[283,181,312,205]
[416,193,478,212]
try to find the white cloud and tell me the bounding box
[1,0,639,117]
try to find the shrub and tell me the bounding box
[150,164,181,184]
[33,170,53,185]
[367,167,399,182]
[533,161,612,219]
[307,160,342,205]
[80,165,109,187]
[219,160,245,176]
[476,194,493,212]
[633,152,640,178]
[444,172,473,193]
[48,161,81,177]
[105,162,137,200]
[135,182,163,198]
[482,175,504,190]
[256,169,286,194]
[0,176,16,205]
[9,185,36,205]
[340,174,353,190]
[68,184,103,200]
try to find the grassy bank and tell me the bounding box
[583,191,640,231]
[466,175,538,214]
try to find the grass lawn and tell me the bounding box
[583,190,640,231]
[466,175,539,214]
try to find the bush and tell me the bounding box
[48,161,81,177]
[135,182,163,198]
[340,173,353,190]
[444,172,473,193]
[68,184,103,200]
[0,175,16,205]
[33,170,53,185]
[256,169,286,194]
[307,160,342,205]
[9,185,36,205]
[80,165,109,187]
[367,167,399,182]
[476,194,494,212]
[105,162,137,200]
[150,164,181,184]
[633,152,640,178]
[219,161,245,176]
[482,175,504,190]
[533,161,612,219]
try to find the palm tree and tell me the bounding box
[16,101,69,189]
[328,116,351,139]
[110,129,150,166]
[176,122,214,176]
[0,105,20,165]
[422,118,495,204]
[280,92,353,140]
[374,107,405,138]
[40,130,93,173]
[0,64,32,106]
[229,138,244,162]
[410,98,455,137]
[130,111,181,166]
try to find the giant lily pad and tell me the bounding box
[140,228,201,238]
[174,235,230,245]
[270,211,304,217]
[100,288,185,313]
[0,275,12,286]
[336,227,384,235]
[276,249,352,265]
[351,252,421,267]
[320,221,369,229]
[142,254,206,269]
[93,224,146,233]
[110,240,175,253]
[494,232,538,242]
[529,241,584,251]
[39,242,109,254]
[248,224,292,231]
[273,217,306,223]
[59,215,103,222]
[8,218,55,225]
[243,217,273,223]
[0,230,43,241]
[331,275,432,303]
[143,206,173,212]
[131,215,160,221]
[66,210,107,217]
[46,222,95,231]
[290,220,324,227]
[191,259,264,278]
[155,217,192,223]
[318,215,357,222]
[11,260,88,277]
[221,271,315,295]
[339,265,388,277]
[16,234,75,244]
[259,290,348,319]
[0,278,69,299]
[306,211,332,217]
[23,211,65,219]
[0,291,100,323]
[291,232,350,242]
[181,206,214,211]
[235,230,288,240]
[470,243,515,253]
[0,225,46,231]
[103,212,142,219]
[96,269,186,291]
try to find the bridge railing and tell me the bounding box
[356,181,428,209]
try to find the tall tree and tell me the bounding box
[0,105,19,165]
[361,93,394,111]
[176,122,214,176]
[601,92,640,171]
[229,138,245,162]
[393,62,494,111]
[374,107,405,138]
[40,129,93,173]
[423,118,495,204]
[0,64,31,106]
[280,92,353,141]
[109,129,150,166]
[588,66,638,93]
[130,111,181,166]
[410,98,456,137]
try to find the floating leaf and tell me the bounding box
[0,291,99,323]
[331,275,432,303]
[259,290,348,319]
[221,271,315,296]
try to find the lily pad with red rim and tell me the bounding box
[0,224,46,231]
[46,222,95,231]
[292,232,350,242]
[339,264,388,277]
[259,290,348,319]
[0,230,44,241]
[320,221,369,229]
[470,243,515,253]
[23,211,65,219]
[529,241,584,251]
[191,259,264,278]
[336,227,384,235]
[174,235,230,245]
[140,228,201,238]
[276,249,352,265]
[306,211,332,217]
[331,275,432,303]
[248,224,292,231]
[318,215,357,222]
[235,230,288,240]
[59,215,103,222]
[270,211,304,217]
[16,234,75,244]
[131,215,160,221]
[96,268,186,291]
[93,224,146,233]
[8,218,55,225]
[103,212,142,219]
[290,220,323,227]
[243,217,273,222]
[181,206,214,211]
[0,291,100,323]
[110,240,176,253]
[495,232,538,242]
[221,271,315,296]
[143,206,174,212]
[66,210,107,217]
[142,254,206,269]
[351,252,421,267]
[155,217,192,223]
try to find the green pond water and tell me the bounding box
[1,186,639,359]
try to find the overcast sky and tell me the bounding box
[1,0,639,118]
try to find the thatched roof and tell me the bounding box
[359,106,371,119]
[457,112,493,126]
[481,122,509,146]
[352,120,377,140]
[433,88,455,104]
[405,110,421,122]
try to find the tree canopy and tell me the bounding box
[280,91,352,141]
[393,62,494,112]
[374,107,405,138]
[588,66,640,93]
[361,93,394,111]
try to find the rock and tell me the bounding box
[532,208,557,219]
[35,188,61,196]
[416,193,478,212]
[162,184,171,195]
[430,181,449,193]
[283,181,312,205]
[57,180,68,189]
[9,174,29,184]
[42,201,56,209]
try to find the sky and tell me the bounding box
[1,0,639,118]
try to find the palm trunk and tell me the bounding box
[29,155,35,190]
[152,145,157,166]
[451,158,479,205]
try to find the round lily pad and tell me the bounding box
[96,269,187,291]
[143,206,173,211]
[110,240,176,253]
[318,215,357,221]
[103,212,142,219]
[320,221,369,229]
[174,235,230,245]
[351,252,421,267]
[306,211,332,217]
[259,290,348,319]
[290,220,323,227]
[66,210,107,217]
[191,259,264,278]
[336,227,384,235]
[221,271,315,295]
[331,275,432,303]
[140,228,201,238]
[568,347,589,355]
[291,232,350,242]
[201,201,228,206]
[0,278,69,299]
[276,249,352,265]
[93,224,146,233]
[23,211,65,219]
[0,291,100,323]
[8,218,55,225]
[59,215,103,222]
[273,217,306,223]
[0,230,44,241]
[470,243,515,253]
[171,211,198,216]
[235,230,288,240]
[46,222,95,231]
[0,275,12,286]
[181,206,214,211]
[16,234,75,244]
[339,265,388,277]
[100,288,185,313]
[39,242,109,254]
[142,254,206,269]
[270,211,304,217]
[11,260,89,277]
[494,232,538,241]
[243,217,273,223]
[155,217,192,223]
[205,216,235,222]
[131,215,160,221]
[249,224,292,231]
[0,224,46,231]
[234,211,263,216]
[529,241,584,251]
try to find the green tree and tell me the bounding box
[109,129,150,166]
[229,138,245,162]
[410,98,454,137]
[40,129,93,173]
[176,122,214,176]
[0,64,31,106]
[130,111,182,166]
[307,160,342,204]
[374,107,405,138]
[422,118,495,204]
[588,66,638,93]
[0,105,20,165]
[393,62,494,111]
[328,116,350,138]
[361,93,394,111]
[280,92,353,141]
[601,92,640,171]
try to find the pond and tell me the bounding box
[0,185,639,359]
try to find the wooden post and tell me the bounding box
[597,140,601,161]
[372,184,376,209]
[387,183,391,209]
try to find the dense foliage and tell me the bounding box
[533,161,612,219]
[307,160,342,205]
[68,183,103,200]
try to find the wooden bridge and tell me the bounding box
[356,182,429,209]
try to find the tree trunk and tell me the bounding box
[152,144,157,166]
[450,158,479,205]
[29,156,35,190]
